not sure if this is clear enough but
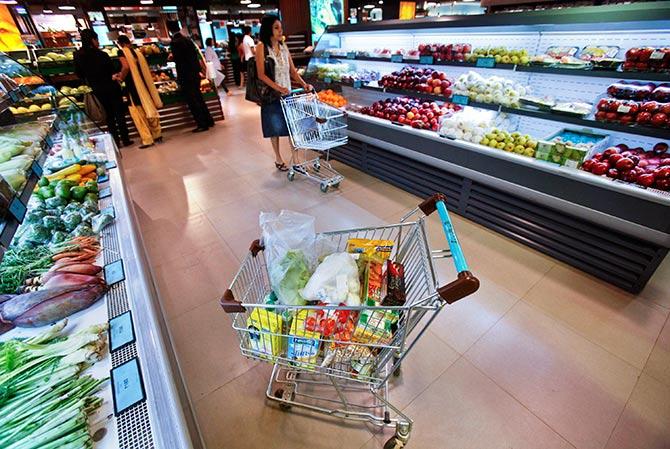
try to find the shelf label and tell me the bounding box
[391,54,403,63]
[617,105,631,113]
[476,57,496,68]
[391,121,405,127]
[20,85,30,95]
[323,77,332,84]
[8,197,27,222]
[111,358,146,416]
[99,186,111,199]
[451,94,470,105]
[353,80,362,89]
[101,205,115,218]
[105,160,117,169]
[8,90,18,102]
[31,160,43,177]
[109,311,136,352]
[419,55,434,65]
[346,52,356,59]
[97,173,109,183]
[44,134,54,149]
[650,50,665,60]
[104,259,125,286]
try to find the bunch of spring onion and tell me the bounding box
[0,320,108,449]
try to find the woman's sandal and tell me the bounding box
[275,162,289,172]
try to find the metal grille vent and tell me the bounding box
[117,402,155,449]
[111,343,139,366]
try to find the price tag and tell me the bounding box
[105,160,117,169]
[476,57,496,68]
[323,77,332,84]
[419,55,434,65]
[346,52,356,59]
[392,121,404,127]
[650,50,665,60]
[97,173,109,183]
[391,54,403,63]
[20,85,30,95]
[99,187,111,199]
[31,160,43,177]
[451,94,470,105]
[101,206,115,218]
[104,259,125,285]
[44,134,54,149]
[353,80,362,89]
[617,105,631,113]
[8,197,27,222]
[8,90,18,102]
[111,358,146,416]
[109,311,136,351]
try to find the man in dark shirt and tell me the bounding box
[74,29,132,147]
[170,32,214,132]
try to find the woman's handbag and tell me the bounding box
[83,92,106,123]
[245,45,279,105]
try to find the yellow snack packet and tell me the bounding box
[346,238,394,263]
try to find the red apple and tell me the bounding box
[626,48,640,62]
[637,111,652,124]
[607,168,619,178]
[651,113,668,127]
[653,142,669,154]
[603,147,619,158]
[655,178,670,190]
[620,114,634,125]
[638,173,656,187]
[582,160,595,171]
[606,112,619,121]
[592,162,609,175]
[661,103,670,115]
[660,158,670,166]
[616,157,635,171]
[608,153,624,166]
[642,101,659,113]
[592,152,604,161]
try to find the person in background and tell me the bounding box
[204,38,232,96]
[115,35,163,148]
[229,34,242,87]
[74,29,132,147]
[169,32,214,133]
[237,34,247,87]
[255,15,312,171]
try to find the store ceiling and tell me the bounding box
[24,0,273,8]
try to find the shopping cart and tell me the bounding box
[280,90,347,193]
[220,193,479,448]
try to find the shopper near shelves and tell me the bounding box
[255,14,312,171]
[204,38,232,96]
[169,32,214,133]
[74,29,132,148]
[230,34,242,87]
[115,35,164,149]
[240,26,256,87]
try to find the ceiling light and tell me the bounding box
[461,0,477,2]
[59,5,76,10]
[0,1,17,4]
[43,8,53,13]
[140,0,154,4]
[247,3,261,7]
[364,4,375,8]
[240,0,251,3]
[378,0,384,3]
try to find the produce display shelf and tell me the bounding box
[0,85,33,113]
[326,54,670,82]
[314,78,670,140]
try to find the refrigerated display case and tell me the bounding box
[305,2,670,293]
[0,52,201,449]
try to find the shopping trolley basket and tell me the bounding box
[220,193,479,448]
[280,91,348,193]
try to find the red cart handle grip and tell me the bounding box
[437,271,480,304]
[220,289,246,313]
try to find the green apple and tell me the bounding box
[505,143,515,152]
[480,137,489,146]
[524,148,535,157]
[514,145,525,153]
[501,55,511,64]
[517,137,527,146]
[496,142,506,150]
[511,132,520,138]
[520,56,529,65]
[496,133,505,142]
[494,55,502,63]
[511,55,520,64]
[489,141,498,148]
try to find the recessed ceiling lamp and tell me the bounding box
[140,0,154,4]
[43,8,53,13]
[247,3,261,7]
[0,1,17,5]
[378,0,384,3]
[240,0,251,4]
[461,0,477,2]
[363,4,375,8]
[59,5,76,10]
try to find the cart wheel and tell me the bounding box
[287,171,295,181]
[320,183,329,193]
[331,182,340,189]
[393,365,402,377]
[274,388,293,410]
[313,161,321,171]
[384,437,405,449]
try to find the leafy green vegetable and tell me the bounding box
[44,197,66,209]
[71,223,93,237]
[91,213,113,234]
[37,177,49,187]
[50,230,67,244]
[269,250,309,306]
[37,186,54,200]
[0,246,53,294]
[60,212,81,232]
[41,215,61,231]
[24,210,45,225]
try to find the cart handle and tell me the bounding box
[220,289,245,313]
[419,193,479,304]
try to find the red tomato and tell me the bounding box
[320,318,336,337]
[305,316,318,332]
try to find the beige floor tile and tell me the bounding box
[466,301,640,449]
[205,192,278,238]
[132,188,202,221]
[400,358,574,449]
[169,299,258,401]
[644,317,670,387]
[341,181,419,221]
[151,242,240,320]
[639,255,670,310]
[303,196,386,233]
[143,213,223,264]
[605,374,670,449]
[430,272,518,354]
[220,227,263,263]
[187,176,260,212]
[194,364,375,449]
[523,264,668,369]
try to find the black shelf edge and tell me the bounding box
[325,54,670,83]
[500,106,670,140]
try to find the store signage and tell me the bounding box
[102,206,115,218]
[323,77,332,84]
[31,160,43,177]
[476,57,496,68]
[109,311,136,352]
[99,187,112,199]
[111,358,146,416]
[346,52,356,59]
[391,54,403,63]
[105,160,117,169]
[353,80,362,89]
[8,197,26,222]
[104,259,125,286]
[419,55,434,64]
[451,94,470,105]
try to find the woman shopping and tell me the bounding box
[204,38,232,96]
[115,35,163,148]
[254,14,312,171]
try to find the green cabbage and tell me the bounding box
[269,250,310,306]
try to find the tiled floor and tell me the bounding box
[121,90,670,449]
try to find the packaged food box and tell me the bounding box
[534,140,555,161]
[579,46,619,62]
[288,309,322,368]
[542,128,610,168]
[352,301,396,345]
[246,308,284,360]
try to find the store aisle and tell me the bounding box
[120,90,670,449]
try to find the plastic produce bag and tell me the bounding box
[301,252,361,306]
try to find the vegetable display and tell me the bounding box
[0,321,108,449]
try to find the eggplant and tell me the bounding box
[0,283,97,322]
[42,272,103,289]
[13,283,108,328]
[0,321,14,335]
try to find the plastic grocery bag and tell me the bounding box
[260,210,318,306]
[301,252,361,306]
